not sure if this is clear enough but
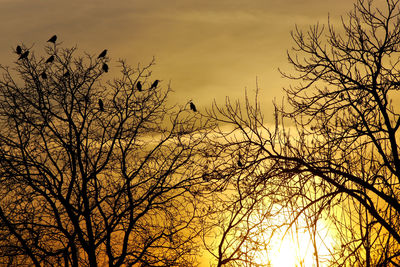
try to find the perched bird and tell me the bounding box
[98,99,104,111]
[189,101,197,112]
[150,79,159,89]
[97,49,107,59]
[18,50,29,60]
[202,173,210,182]
[136,81,142,92]
[47,35,57,43]
[237,153,243,167]
[102,63,108,73]
[16,45,22,55]
[45,55,54,63]
[41,71,47,79]
[238,159,243,167]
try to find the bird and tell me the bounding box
[45,55,54,63]
[41,71,47,79]
[202,173,210,182]
[237,153,243,167]
[189,101,197,112]
[150,79,159,89]
[98,99,104,111]
[97,49,107,59]
[136,81,142,92]
[16,45,22,55]
[102,63,108,73]
[18,51,29,60]
[47,35,57,43]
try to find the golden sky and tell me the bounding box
[1,0,356,122]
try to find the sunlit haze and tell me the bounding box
[0,0,356,122]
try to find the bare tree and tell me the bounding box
[204,0,400,266]
[195,96,297,267]
[0,41,209,266]
[199,160,278,267]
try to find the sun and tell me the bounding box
[267,229,321,267]
[250,209,335,267]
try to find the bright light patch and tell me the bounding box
[249,207,335,267]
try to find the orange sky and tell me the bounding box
[1,0,358,122]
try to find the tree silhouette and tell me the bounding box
[204,0,400,265]
[198,142,286,266]
[199,96,296,266]
[0,40,208,266]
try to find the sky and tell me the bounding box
[0,1,391,265]
[0,0,357,122]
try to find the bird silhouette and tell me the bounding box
[190,101,197,112]
[18,51,29,60]
[136,81,142,92]
[47,35,57,43]
[16,45,22,55]
[150,80,159,89]
[202,173,210,182]
[41,71,47,79]
[102,63,108,73]
[98,99,104,111]
[237,153,243,167]
[98,49,107,59]
[45,55,54,63]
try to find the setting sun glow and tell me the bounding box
[251,209,335,267]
